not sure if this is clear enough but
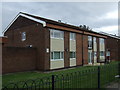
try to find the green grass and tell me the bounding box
[2,61,120,88]
[2,66,94,85]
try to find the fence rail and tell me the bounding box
[2,62,120,89]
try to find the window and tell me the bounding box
[94,51,97,57]
[51,51,64,60]
[100,51,105,56]
[88,36,92,49]
[93,37,97,43]
[70,52,76,58]
[70,33,76,40]
[50,29,64,39]
[99,38,104,44]
[21,32,26,41]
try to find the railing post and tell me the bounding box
[52,75,55,90]
[98,66,100,89]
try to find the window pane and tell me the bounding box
[50,29,64,39]
[50,30,54,38]
[21,32,26,41]
[100,51,104,56]
[61,52,63,59]
[88,36,92,48]
[70,52,76,58]
[51,52,53,59]
[54,52,60,59]
[54,30,60,38]
[100,38,104,44]
[70,33,76,40]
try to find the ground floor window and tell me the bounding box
[70,52,76,58]
[51,51,64,60]
[100,51,105,56]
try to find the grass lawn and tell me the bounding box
[2,65,95,85]
[2,61,120,88]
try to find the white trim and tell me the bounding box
[2,13,46,34]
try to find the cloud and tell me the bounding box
[94,25,118,35]
[1,2,118,36]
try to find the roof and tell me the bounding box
[99,32,120,39]
[3,12,120,39]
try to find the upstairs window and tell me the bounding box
[70,33,76,40]
[99,38,104,44]
[93,37,97,43]
[50,29,64,39]
[88,36,92,49]
[21,32,26,41]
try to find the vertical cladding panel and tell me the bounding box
[76,33,82,65]
[64,31,70,68]
[83,35,88,64]
[44,28,50,70]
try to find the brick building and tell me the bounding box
[2,12,120,74]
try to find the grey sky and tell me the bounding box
[1,2,118,36]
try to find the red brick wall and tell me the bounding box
[2,47,37,74]
[83,35,88,64]
[76,33,82,66]
[64,31,70,68]
[106,37,119,61]
[4,18,46,71]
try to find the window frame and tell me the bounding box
[50,29,64,40]
[70,51,76,59]
[21,32,26,41]
[88,36,93,49]
[51,51,64,61]
[100,51,105,56]
[70,32,76,41]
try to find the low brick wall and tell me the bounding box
[2,47,37,74]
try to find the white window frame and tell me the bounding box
[70,51,76,59]
[51,51,64,61]
[21,32,26,41]
[50,29,64,40]
[99,38,104,44]
[88,36,92,49]
[70,32,76,41]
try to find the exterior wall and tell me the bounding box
[0,42,2,74]
[83,35,88,64]
[50,60,64,69]
[4,18,47,71]
[106,37,119,61]
[51,39,64,51]
[3,15,115,73]
[2,47,37,74]
[50,30,64,69]
[76,34,82,66]
[64,31,70,68]
[70,35,76,66]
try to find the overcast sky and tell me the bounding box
[1,2,118,36]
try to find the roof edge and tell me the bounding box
[2,12,46,34]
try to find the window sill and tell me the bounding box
[51,59,64,61]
